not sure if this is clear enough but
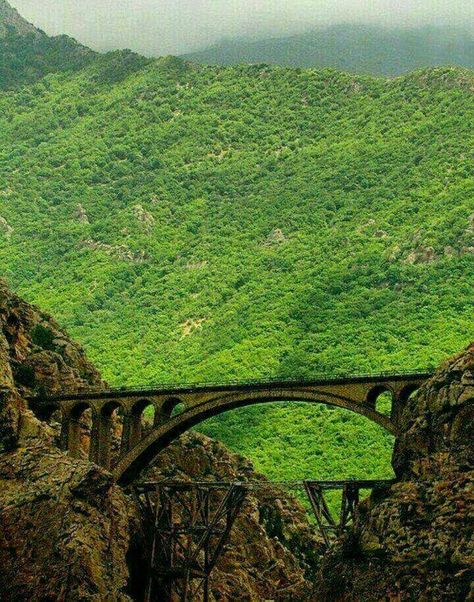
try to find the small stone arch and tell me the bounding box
[131,398,155,416]
[34,402,60,423]
[398,384,420,403]
[366,385,395,417]
[161,397,185,418]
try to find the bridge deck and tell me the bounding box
[33,369,432,402]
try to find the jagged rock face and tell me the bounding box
[0,281,321,601]
[394,343,474,476]
[0,279,104,451]
[0,443,131,601]
[316,343,474,601]
[0,280,103,397]
[0,282,130,601]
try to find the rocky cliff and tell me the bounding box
[0,280,131,600]
[316,344,474,601]
[1,281,472,600]
[0,281,319,600]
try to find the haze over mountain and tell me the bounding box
[0,0,95,90]
[9,0,473,56]
[185,24,474,76]
[0,1,473,483]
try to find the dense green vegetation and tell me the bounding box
[185,24,474,76]
[0,46,473,482]
[0,0,96,90]
[0,30,96,90]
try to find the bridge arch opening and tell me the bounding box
[399,384,420,403]
[366,386,395,417]
[161,397,185,419]
[171,402,186,417]
[35,403,59,423]
[126,399,157,451]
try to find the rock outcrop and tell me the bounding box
[316,343,474,601]
[81,239,148,263]
[0,215,13,239]
[0,281,320,600]
[0,281,131,601]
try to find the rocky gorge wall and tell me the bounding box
[0,280,131,600]
[316,344,474,601]
[0,280,472,600]
[0,281,320,601]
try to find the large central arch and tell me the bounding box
[113,387,397,486]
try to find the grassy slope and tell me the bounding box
[0,56,473,481]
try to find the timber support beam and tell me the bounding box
[303,479,395,549]
[134,480,247,602]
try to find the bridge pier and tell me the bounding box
[62,413,91,460]
[121,414,133,454]
[89,414,101,464]
[129,413,143,450]
[121,410,146,456]
[97,413,114,469]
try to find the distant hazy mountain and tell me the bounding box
[0,0,95,89]
[184,24,474,76]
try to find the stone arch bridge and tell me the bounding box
[33,371,431,486]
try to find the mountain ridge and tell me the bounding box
[0,0,39,37]
[0,49,472,484]
[0,0,96,90]
[184,23,474,76]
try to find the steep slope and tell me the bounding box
[0,0,96,90]
[0,55,473,484]
[0,0,38,37]
[316,343,474,600]
[185,24,474,76]
[0,281,320,601]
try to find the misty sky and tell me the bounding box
[10,0,474,56]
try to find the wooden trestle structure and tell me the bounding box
[134,481,248,602]
[303,479,394,548]
[133,479,394,601]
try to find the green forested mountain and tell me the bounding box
[0,0,96,90]
[185,24,474,76]
[0,43,473,482]
[0,0,37,37]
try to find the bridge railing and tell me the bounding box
[31,368,433,400]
